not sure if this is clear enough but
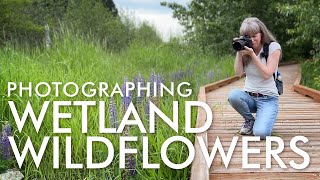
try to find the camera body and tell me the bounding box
[232,35,253,51]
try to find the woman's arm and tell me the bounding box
[252,50,281,79]
[243,46,281,79]
[234,52,245,77]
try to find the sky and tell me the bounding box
[114,0,191,41]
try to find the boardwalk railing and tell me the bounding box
[293,69,320,102]
[190,76,242,180]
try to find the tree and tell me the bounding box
[161,0,249,54]
[0,0,44,45]
[277,0,320,57]
[101,0,118,16]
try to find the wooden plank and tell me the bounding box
[191,87,209,180]
[213,151,319,158]
[210,157,320,166]
[210,165,320,173]
[210,173,320,180]
[208,135,320,141]
[204,76,243,93]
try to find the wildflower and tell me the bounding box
[134,73,145,107]
[145,97,150,120]
[121,77,132,113]
[208,70,214,82]
[1,123,12,159]
[3,123,12,136]
[187,63,194,78]
[127,155,136,176]
[109,97,118,128]
[150,72,157,96]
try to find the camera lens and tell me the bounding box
[233,41,244,51]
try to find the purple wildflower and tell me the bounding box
[145,97,150,120]
[3,123,12,137]
[121,77,132,113]
[156,74,164,94]
[170,70,186,82]
[1,123,12,159]
[127,155,136,176]
[208,70,214,82]
[150,72,157,96]
[109,97,118,128]
[134,73,145,107]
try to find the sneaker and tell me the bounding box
[240,120,254,135]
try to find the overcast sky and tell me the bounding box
[114,0,191,41]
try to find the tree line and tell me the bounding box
[162,0,320,60]
[1,0,319,60]
[0,0,162,51]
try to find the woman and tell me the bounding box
[228,17,282,139]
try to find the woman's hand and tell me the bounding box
[239,46,255,57]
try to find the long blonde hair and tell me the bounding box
[240,17,277,66]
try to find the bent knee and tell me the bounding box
[228,89,243,104]
[253,128,271,139]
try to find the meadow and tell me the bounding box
[0,28,234,179]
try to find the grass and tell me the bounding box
[301,58,320,91]
[0,29,234,179]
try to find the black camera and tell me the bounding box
[232,35,253,51]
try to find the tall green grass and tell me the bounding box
[301,59,320,90]
[0,28,234,179]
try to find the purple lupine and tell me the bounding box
[170,71,185,82]
[134,73,145,107]
[1,123,12,159]
[109,97,118,128]
[121,77,132,113]
[179,71,184,80]
[3,123,12,137]
[145,97,150,120]
[187,64,194,78]
[150,72,157,97]
[186,64,191,74]
[170,72,177,82]
[127,155,136,176]
[156,74,164,95]
[208,70,214,82]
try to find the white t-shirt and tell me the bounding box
[243,42,281,97]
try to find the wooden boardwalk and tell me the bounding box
[191,64,320,179]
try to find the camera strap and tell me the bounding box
[262,41,283,95]
[262,41,275,79]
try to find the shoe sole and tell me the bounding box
[240,130,253,135]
